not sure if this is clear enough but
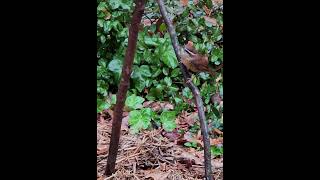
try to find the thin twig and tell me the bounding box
[155,0,214,179]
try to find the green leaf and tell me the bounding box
[100,35,106,44]
[111,94,117,104]
[160,111,176,132]
[103,21,111,32]
[162,67,169,75]
[162,46,178,69]
[97,19,104,28]
[205,0,213,9]
[174,97,182,104]
[211,145,223,156]
[144,36,159,46]
[164,77,172,86]
[170,68,181,77]
[128,108,153,134]
[97,2,107,11]
[134,79,146,92]
[97,99,111,113]
[159,23,167,32]
[108,59,122,73]
[132,65,152,80]
[109,0,120,9]
[125,94,145,110]
[152,68,162,78]
[182,87,193,99]
[184,141,197,148]
[139,65,152,77]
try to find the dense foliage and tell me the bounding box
[97,0,223,154]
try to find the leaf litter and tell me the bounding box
[97,110,223,180]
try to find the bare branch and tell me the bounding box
[156,0,214,179]
[105,0,146,176]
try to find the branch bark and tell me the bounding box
[105,0,146,176]
[155,0,214,179]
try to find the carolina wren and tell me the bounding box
[180,45,216,76]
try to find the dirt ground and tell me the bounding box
[97,112,223,180]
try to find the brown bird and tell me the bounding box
[180,44,217,76]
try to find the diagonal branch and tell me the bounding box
[105,0,146,176]
[155,0,214,179]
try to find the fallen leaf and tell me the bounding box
[121,115,129,131]
[203,6,212,16]
[214,128,223,135]
[177,151,202,165]
[183,131,196,142]
[193,0,199,5]
[97,146,108,155]
[210,137,223,145]
[145,170,170,180]
[162,130,181,141]
[211,93,222,104]
[143,19,156,26]
[97,176,105,180]
[204,16,217,26]
[180,0,188,6]
[213,0,223,5]
[106,109,114,120]
[184,112,198,126]
[143,101,174,112]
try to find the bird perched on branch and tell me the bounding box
[180,42,222,79]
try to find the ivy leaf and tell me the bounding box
[152,68,162,78]
[164,77,172,86]
[160,111,176,132]
[170,68,181,77]
[211,145,223,156]
[108,59,122,73]
[97,19,104,28]
[111,94,117,105]
[97,99,111,113]
[144,36,159,46]
[134,79,146,92]
[139,65,152,77]
[162,67,169,76]
[100,35,106,44]
[132,65,152,80]
[146,87,163,101]
[182,87,193,99]
[162,46,178,69]
[128,108,153,134]
[205,0,213,9]
[125,94,145,110]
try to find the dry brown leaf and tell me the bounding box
[143,19,156,26]
[178,151,203,165]
[210,137,223,145]
[183,132,196,142]
[121,115,129,131]
[204,16,217,26]
[143,101,174,112]
[193,0,199,5]
[213,0,223,5]
[162,130,181,141]
[143,100,154,107]
[180,0,188,6]
[106,109,114,120]
[97,176,105,180]
[214,128,223,135]
[203,6,212,16]
[97,146,108,155]
[145,170,170,180]
[184,112,198,126]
